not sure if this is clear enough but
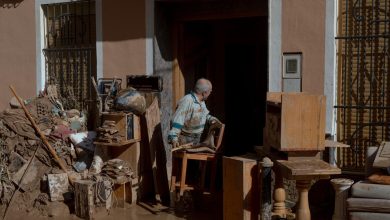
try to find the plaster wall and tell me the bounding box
[102,0,147,82]
[282,0,326,95]
[0,1,36,110]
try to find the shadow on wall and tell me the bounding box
[0,0,24,8]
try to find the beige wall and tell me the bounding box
[0,1,36,110]
[102,0,147,83]
[282,0,325,94]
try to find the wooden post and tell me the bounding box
[331,178,354,220]
[74,180,95,220]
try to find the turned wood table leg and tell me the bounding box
[273,166,287,217]
[331,178,354,220]
[296,179,312,220]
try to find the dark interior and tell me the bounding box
[177,17,268,155]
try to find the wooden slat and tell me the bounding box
[144,97,170,205]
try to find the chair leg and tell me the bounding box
[199,161,207,192]
[179,153,188,196]
[210,159,217,192]
[170,156,178,192]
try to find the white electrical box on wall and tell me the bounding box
[282,53,302,92]
[282,53,302,79]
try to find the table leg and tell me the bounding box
[296,180,312,220]
[272,166,287,217]
[331,178,354,220]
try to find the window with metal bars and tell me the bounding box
[336,0,390,173]
[42,0,96,111]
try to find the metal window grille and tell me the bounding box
[336,0,390,173]
[42,0,96,111]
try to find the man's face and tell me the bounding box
[202,87,212,101]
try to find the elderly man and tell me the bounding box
[168,78,221,149]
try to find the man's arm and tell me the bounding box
[206,114,221,125]
[168,98,190,144]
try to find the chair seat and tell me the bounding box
[173,151,216,161]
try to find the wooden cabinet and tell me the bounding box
[264,92,326,151]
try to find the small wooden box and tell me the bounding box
[264,92,326,151]
[96,112,141,146]
[113,181,132,208]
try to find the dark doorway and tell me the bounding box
[175,16,268,156]
[224,43,267,155]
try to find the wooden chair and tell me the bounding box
[170,123,225,196]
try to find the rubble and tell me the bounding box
[0,84,139,219]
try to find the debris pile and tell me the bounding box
[0,85,134,218]
[101,159,134,184]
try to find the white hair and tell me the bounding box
[194,78,212,94]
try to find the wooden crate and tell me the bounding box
[95,112,141,146]
[112,181,132,208]
[264,92,326,151]
[223,155,259,220]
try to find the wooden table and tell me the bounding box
[276,159,341,220]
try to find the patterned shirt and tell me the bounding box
[168,92,215,143]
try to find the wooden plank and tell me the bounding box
[144,97,170,205]
[373,142,390,168]
[94,139,140,147]
[324,140,350,148]
[223,155,259,220]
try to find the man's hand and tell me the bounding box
[210,117,222,126]
[172,141,179,149]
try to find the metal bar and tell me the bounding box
[43,47,95,51]
[335,105,390,109]
[336,34,390,39]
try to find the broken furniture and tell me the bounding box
[276,159,341,220]
[142,97,170,205]
[258,92,341,220]
[170,123,225,196]
[100,159,134,208]
[95,112,141,146]
[126,75,163,92]
[94,112,141,205]
[346,144,390,220]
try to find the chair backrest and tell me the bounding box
[214,123,225,153]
